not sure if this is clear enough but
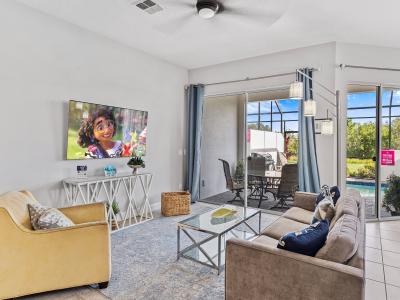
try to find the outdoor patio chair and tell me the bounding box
[270,163,299,208]
[264,153,276,171]
[247,174,264,200]
[218,159,244,203]
[248,154,266,174]
[276,152,288,171]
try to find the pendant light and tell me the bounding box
[303,99,317,117]
[320,119,334,135]
[289,81,303,99]
[320,109,334,135]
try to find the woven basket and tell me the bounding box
[161,192,191,216]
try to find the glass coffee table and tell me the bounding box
[177,205,261,274]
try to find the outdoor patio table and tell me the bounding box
[248,172,281,207]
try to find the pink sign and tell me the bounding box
[381,150,395,166]
[247,128,251,143]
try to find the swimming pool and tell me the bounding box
[346,181,387,198]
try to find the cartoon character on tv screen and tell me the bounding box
[77,108,123,159]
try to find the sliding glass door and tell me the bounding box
[347,84,400,220]
[346,85,378,219]
[246,89,299,212]
[380,87,400,218]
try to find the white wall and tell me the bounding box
[200,95,242,199]
[190,43,337,187]
[249,130,284,164]
[0,1,188,207]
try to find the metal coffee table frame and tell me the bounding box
[177,209,261,274]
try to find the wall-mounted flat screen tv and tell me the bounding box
[67,100,148,160]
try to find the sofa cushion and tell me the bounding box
[293,192,317,211]
[282,207,314,224]
[346,189,362,205]
[253,235,279,248]
[329,194,359,229]
[277,220,329,256]
[348,200,365,269]
[28,203,75,230]
[316,214,359,263]
[262,217,309,240]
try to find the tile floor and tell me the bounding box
[365,220,400,300]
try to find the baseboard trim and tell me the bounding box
[151,201,161,212]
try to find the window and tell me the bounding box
[247,99,300,163]
[247,99,300,133]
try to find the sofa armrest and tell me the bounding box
[225,238,364,300]
[293,191,318,212]
[59,202,107,224]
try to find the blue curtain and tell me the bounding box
[185,84,204,202]
[298,68,320,193]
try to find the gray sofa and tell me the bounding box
[226,190,365,300]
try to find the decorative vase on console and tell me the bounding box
[127,152,145,175]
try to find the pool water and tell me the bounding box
[346,182,387,198]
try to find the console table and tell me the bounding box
[62,173,153,233]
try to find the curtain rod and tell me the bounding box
[187,67,319,88]
[340,64,400,72]
[204,84,290,99]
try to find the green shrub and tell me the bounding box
[347,158,375,179]
[234,160,244,180]
[347,164,375,179]
[383,175,400,213]
[357,165,375,179]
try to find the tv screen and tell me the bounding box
[67,100,148,160]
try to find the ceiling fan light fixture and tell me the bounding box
[197,1,219,19]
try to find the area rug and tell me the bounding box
[100,203,278,300]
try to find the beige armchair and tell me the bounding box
[0,191,111,299]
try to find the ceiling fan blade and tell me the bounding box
[153,10,196,34]
[161,0,195,9]
[222,6,282,26]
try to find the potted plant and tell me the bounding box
[127,154,145,174]
[106,200,120,230]
[234,160,244,181]
[383,174,400,216]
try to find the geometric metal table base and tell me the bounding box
[177,208,261,275]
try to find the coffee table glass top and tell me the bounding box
[178,204,260,234]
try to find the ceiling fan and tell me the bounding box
[154,0,290,33]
